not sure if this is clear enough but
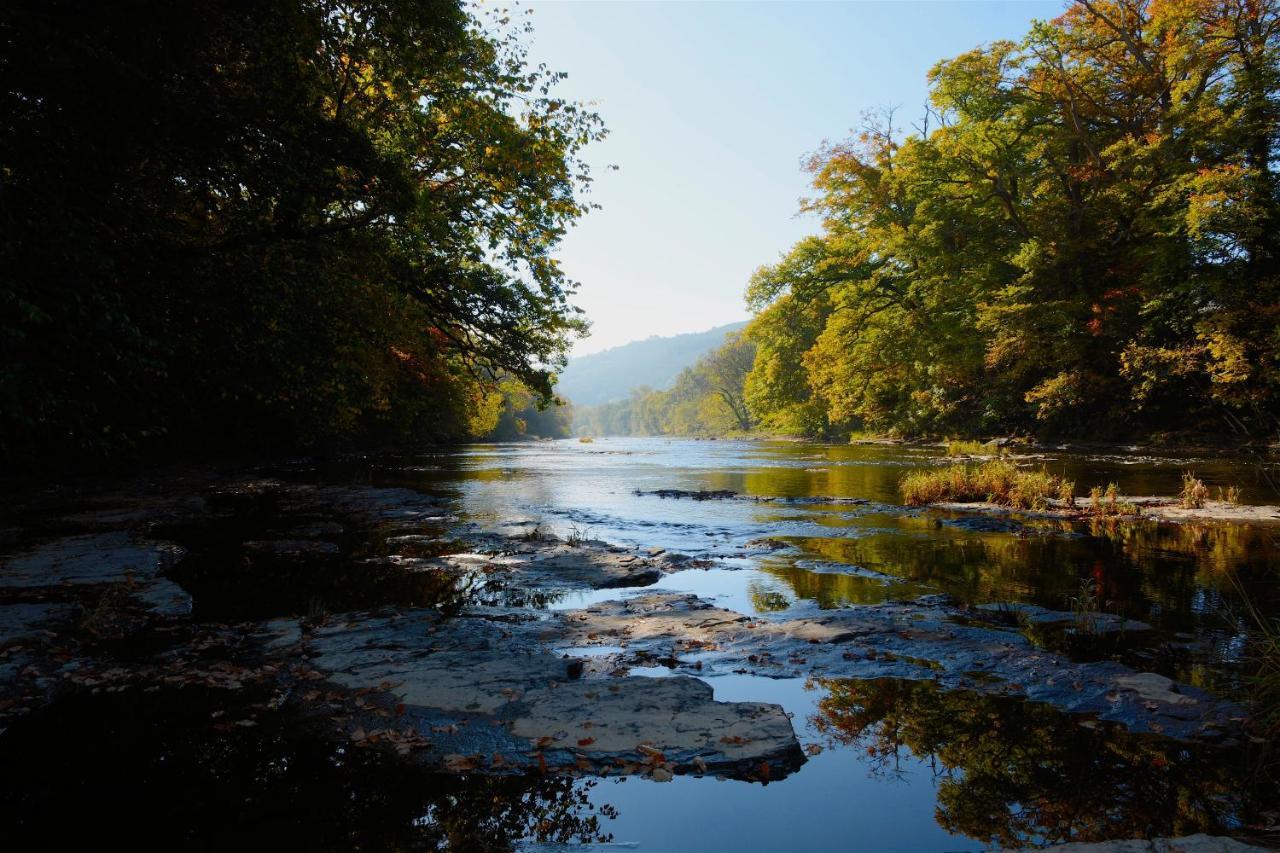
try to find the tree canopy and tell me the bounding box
[746,0,1280,441]
[1,0,601,466]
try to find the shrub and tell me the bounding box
[1180,472,1210,509]
[1087,483,1140,517]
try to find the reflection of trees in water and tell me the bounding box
[0,688,616,850]
[748,580,793,612]
[809,677,1257,848]
[763,518,1280,635]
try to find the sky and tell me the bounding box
[519,0,1064,356]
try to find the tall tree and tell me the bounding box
[745,0,1280,440]
[0,0,603,465]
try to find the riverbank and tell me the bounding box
[2,451,1277,847]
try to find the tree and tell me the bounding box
[0,0,604,465]
[745,0,1280,440]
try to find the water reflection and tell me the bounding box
[0,688,618,850]
[326,438,1279,678]
[762,517,1279,630]
[810,677,1260,848]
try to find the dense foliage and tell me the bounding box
[586,0,1280,442]
[746,0,1280,441]
[574,333,755,436]
[1,0,600,467]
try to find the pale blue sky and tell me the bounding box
[520,0,1063,356]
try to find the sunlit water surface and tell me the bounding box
[335,438,1279,851]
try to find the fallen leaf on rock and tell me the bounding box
[444,754,480,772]
[804,743,823,756]
[577,737,595,747]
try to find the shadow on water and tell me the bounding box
[156,485,484,622]
[0,686,618,851]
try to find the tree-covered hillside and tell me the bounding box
[575,332,754,436]
[556,322,747,407]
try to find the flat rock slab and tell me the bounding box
[541,593,1241,741]
[272,609,803,781]
[0,533,182,589]
[0,533,192,624]
[0,603,79,644]
[407,539,670,592]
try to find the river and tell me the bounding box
[316,437,1278,850]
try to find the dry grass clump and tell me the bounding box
[900,461,1064,510]
[1057,479,1076,509]
[1088,483,1140,517]
[945,439,988,457]
[1180,471,1210,509]
[1218,484,1242,505]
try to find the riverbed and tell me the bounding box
[374,439,1280,848]
[1,438,1277,850]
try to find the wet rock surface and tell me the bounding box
[257,607,804,780]
[0,464,1270,846]
[538,593,1239,741]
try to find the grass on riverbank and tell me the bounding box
[901,461,1165,517]
[946,439,988,457]
[900,461,1066,511]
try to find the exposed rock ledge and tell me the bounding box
[0,478,1253,793]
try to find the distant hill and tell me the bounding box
[556,321,748,407]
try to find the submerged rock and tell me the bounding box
[635,488,739,501]
[974,602,1153,635]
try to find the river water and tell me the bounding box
[335,437,1278,851]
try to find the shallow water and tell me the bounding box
[8,438,1277,850]
[358,438,1279,658]
[322,437,1278,850]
